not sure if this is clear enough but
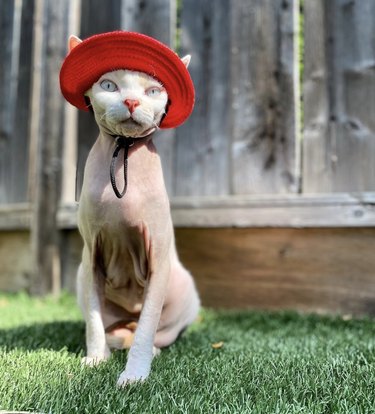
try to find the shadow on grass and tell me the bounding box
[1,310,373,357]
[0,321,85,354]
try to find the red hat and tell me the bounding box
[60,31,195,129]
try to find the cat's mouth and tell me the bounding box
[120,117,143,127]
[103,112,157,137]
[113,116,156,138]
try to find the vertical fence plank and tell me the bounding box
[302,0,331,193]
[0,0,34,203]
[0,0,15,203]
[75,0,122,200]
[230,0,299,195]
[61,0,81,203]
[29,0,71,295]
[11,0,35,202]
[121,0,175,42]
[121,0,176,196]
[175,0,298,197]
[341,0,375,191]
[175,0,231,196]
[303,0,375,193]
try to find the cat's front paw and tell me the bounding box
[116,368,149,387]
[153,346,161,357]
[81,355,109,366]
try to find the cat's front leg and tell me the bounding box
[77,250,110,365]
[117,259,170,386]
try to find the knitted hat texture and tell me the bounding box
[59,31,195,129]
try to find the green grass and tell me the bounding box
[1,293,375,413]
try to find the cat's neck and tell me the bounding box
[99,130,155,153]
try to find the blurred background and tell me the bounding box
[0,0,375,315]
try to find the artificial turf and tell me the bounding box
[0,293,374,414]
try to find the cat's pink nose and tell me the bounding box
[124,99,140,114]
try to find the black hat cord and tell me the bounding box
[110,136,135,199]
[109,103,169,199]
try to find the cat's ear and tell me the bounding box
[181,55,191,69]
[68,35,82,53]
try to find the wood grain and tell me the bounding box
[29,0,70,294]
[3,193,375,230]
[175,227,375,316]
[1,0,375,204]
[230,0,299,195]
[0,0,16,203]
[61,0,81,204]
[0,0,34,203]
[0,231,31,292]
[2,226,375,316]
[303,0,375,193]
[175,0,231,196]
[42,226,375,318]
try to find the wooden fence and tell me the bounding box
[2,0,375,201]
[0,0,375,311]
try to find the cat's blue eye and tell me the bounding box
[145,86,162,97]
[100,80,118,92]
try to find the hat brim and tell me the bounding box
[59,31,195,129]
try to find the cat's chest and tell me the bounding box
[78,139,169,231]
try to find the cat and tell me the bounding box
[69,35,200,386]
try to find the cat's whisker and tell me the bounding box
[99,111,111,122]
[152,120,161,130]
